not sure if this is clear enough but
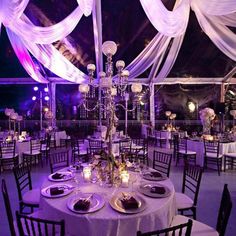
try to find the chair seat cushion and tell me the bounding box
[175,192,194,209]
[206,152,223,158]
[22,188,40,205]
[179,150,196,155]
[2,153,18,159]
[24,150,41,155]
[224,153,236,158]
[171,215,218,236]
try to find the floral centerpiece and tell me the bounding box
[199,107,215,134]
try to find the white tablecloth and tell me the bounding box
[40,171,176,236]
[187,140,236,167]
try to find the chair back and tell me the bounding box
[216,184,232,236]
[16,211,65,236]
[153,150,172,177]
[178,138,188,153]
[182,164,203,206]
[173,134,179,158]
[0,141,16,158]
[119,139,131,154]
[49,149,69,173]
[204,139,220,156]
[30,139,41,153]
[13,163,33,202]
[2,179,16,236]
[89,139,103,154]
[137,219,192,236]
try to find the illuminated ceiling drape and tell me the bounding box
[0,0,235,84]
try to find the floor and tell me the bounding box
[0,147,236,236]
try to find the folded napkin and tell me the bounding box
[74,199,90,211]
[149,172,162,178]
[121,196,139,210]
[51,173,65,180]
[150,186,166,194]
[50,187,64,196]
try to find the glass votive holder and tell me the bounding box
[83,166,91,182]
[120,171,129,188]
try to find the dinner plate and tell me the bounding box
[138,183,171,198]
[41,184,74,198]
[142,171,167,181]
[67,193,105,214]
[48,171,74,182]
[109,192,146,214]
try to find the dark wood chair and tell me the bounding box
[153,150,172,177]
[175,164,203,219]
[2,179,16,236]
[224,152,236,171]
[135,139,149,166]
[13,163,40,214]
[119,139,132,155]
[204,139,223,176]
[22,139,42,167]
[71,139,88,163]
[176,137,196,166]
[16,211,65,236]
[171,184,232,236]
[60,137,71,148]
[154,131,167,148]
[137,219,192,236]
[40,136,50,164]
[88,139,103,155]
[49,149,69,173]
[0,141,19,172]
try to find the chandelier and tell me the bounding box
[78,41,143,155]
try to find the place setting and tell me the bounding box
[48,171,75,182]
[142,170,167,181]
[67,192,105,214]
[138,182,171,198]
[109,191,146,214]
[41,183,75,198]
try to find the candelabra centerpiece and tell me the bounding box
[78,41,142,186]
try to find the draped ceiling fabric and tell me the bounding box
[0,0,235,85]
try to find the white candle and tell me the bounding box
[83,166,91,182]
[121,171,129,188]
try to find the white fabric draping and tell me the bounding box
[153,35,185,83]
[125,34,170,79]
[22,38,87,83]
[192,1,236,61]
[7,28,48,83]
[8,9,83,44]
[77,0,94,17]
[140,0,190,37]
[0,0,29,26]
[194,0,236,16]
[213,13,236,27]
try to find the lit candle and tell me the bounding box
[120,171,129,188]
[83,166,91,182]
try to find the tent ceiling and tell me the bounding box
[0,0,235,81]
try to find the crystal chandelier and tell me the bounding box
[78,41,142,155]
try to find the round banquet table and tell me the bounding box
[40,169,177,236]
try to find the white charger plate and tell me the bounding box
[109,192,146,214]
[41,184,74,198]
[67,193,105,214]
[138,183,171,198]
[142,171,167,181]
[48,171,74,182]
